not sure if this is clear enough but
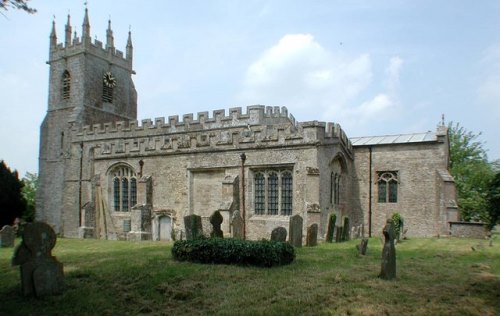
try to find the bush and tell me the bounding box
[172,238,295,267]
[391,213,404,241]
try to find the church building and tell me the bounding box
[36,9,458,241]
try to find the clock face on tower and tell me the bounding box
[103,71,116,88]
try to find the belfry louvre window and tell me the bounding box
[62,71,71,99]
[254,169,293,216]
[110,165,137,212]
[377,171,398,203]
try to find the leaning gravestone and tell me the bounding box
[231,210,244,239]
[210,211,224,238]
[271,227,287,242]
[288,214,303,247]
[184,214,202,240]
[0,225,15,247]
[306,224,318,247]
[356,238,369,255]
[379,219,396,280]
[11,222,64,297]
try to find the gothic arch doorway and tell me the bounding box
[158,216,172,241]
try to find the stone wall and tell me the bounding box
[449,222,488,239]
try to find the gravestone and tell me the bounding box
[210,211,224,238]
[288,214,303,247]
[0,225,15,247]
[325,214,336,243]
[379,219,396,280]
[356,238,369,255]
[342,217,350,241]
[231,210,244,239]
[271,227,287,242]
[11,222,64,297]
[306,224,318,247]
[184,214,202,240]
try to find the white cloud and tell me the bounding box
[238,33,404,132]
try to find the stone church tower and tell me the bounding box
[37,9,137,234]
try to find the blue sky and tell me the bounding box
[1,1,499,176]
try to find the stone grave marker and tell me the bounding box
[325,214,336,243]
[288,214,303,247]
[379,219,396,280]
[231,210,244,239]
[184,214,202,240]
[271,227,287,242]
[356,238,369,255]
[210,211,224,238]
[0,225,15,247]
[11,222,64,297]
[306,224,318,247]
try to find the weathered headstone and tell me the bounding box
[0,225,15,247]
[379,219,396,280]
[12,222,64,297]
[288,214,303,247]
[210,211,224,238]
[342,217,350,241]
[356,238,369,255]
[306,224,318,247]
[184,214,202,240]
[325,214,336,243]
[271,227,287,242]
[231,210,244,239]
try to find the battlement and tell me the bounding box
[71,105,353,158]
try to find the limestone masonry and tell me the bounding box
[37,9,458,242]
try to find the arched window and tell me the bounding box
[62,70,71,99]
[377,171,399,203]
[109,164,137,212]
[253,169,293,216]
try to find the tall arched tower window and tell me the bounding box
[102,71,116,103]
[108,164,137,212]
[62,70,71,99]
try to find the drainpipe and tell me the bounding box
[368,146,373,237]
[240,153,247,240]
[78,142,84,227]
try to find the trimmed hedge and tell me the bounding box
[171,238,295,267]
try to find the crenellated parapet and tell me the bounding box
[71,105,353,158]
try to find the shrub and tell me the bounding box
[172,238,295,267]
[391,213,404,241]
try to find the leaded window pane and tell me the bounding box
[130,178,137,207]
[378,181,387,203]
[122,178,129,211]
[113,178,120,211]
[389,180,398,203]
[268,172,278,215]
[255,173,265,215]
[281,172,293,215]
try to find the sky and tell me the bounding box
[1,1,499,176]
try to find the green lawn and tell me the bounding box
[1,237,498,315]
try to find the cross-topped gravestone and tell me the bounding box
[231,210,244,239]
[11,222,64,297]
[184,215,202,240]
[289,214,303,247]
[0,225,15,247]
[379,219,396,280]
[210,211,224,238]
[271,227,287,242]
[306,224,318,247]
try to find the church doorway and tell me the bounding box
[158,216,172,241]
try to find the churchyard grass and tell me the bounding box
[1,237,498,315]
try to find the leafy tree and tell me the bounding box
[0,0,36,14]
[21,172,37,222]
[0,160,26,227]
[448,122,494,222]
[486,172,500,229]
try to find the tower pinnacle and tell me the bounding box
[106,19,114,50]
[82,7,90,42]
[126,27,133,62]
[50,17,57,50]
[65,14,72,47]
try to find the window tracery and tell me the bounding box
[109,164,137,212]
[377,171,398,203]
[253,169,293,216]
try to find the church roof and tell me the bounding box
[350,131,436,146]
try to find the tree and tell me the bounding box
[0,160,26,227]
[0,0,36,14]
[487,172,500,229]
[448,122,494,222]
[21,172,37,222]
